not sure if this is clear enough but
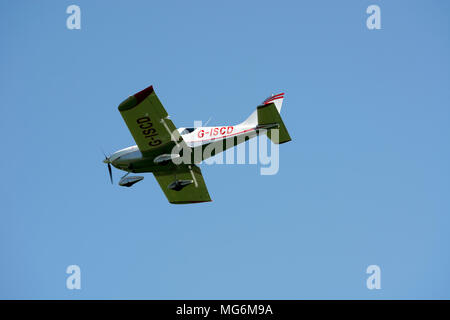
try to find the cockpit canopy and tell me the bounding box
[179,127,196,135]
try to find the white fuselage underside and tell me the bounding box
[109,124,258,172]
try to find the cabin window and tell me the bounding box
[181,128,196,135]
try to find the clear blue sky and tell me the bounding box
[1,0,449,299]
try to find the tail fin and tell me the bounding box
[262,93,284,113]
[241,92,291,144]
[241,92,285,126]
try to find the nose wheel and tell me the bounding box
[118,172,144,187]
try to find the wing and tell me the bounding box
[153,165,212,204]
[118,85,183,154]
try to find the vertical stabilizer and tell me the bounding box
[241,92,285,126]
[262,93,284,113]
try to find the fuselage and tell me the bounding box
[109,123,259,173]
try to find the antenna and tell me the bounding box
[204,116,212,127]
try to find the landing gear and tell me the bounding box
[167,170,194,191]
[168,179,193,191]
[119,172,144,187]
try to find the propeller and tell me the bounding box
[107,161,113,184]
[102,152,113,184]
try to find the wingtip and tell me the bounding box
[118,85,155,112]
[134,85,154,104]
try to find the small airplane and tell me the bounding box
[103,85,291,204]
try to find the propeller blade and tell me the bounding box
[107,163,113,184]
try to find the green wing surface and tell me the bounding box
[153,165,212,204]
[118,85,182,154]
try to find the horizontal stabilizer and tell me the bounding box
[257,103,291,144]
